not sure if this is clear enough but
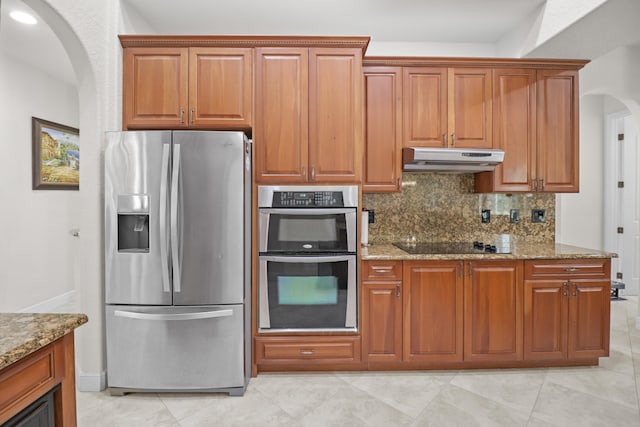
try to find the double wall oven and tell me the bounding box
[258,185,358,332]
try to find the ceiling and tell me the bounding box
[121,0,545,43]
[1,0,639,88]
[0,0,546,86]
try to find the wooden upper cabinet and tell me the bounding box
[363,67,402,192]
[475,68,536,192]
[464,261,523,362]
[123,47,189,129]
[476,68,580,193]
[403,67,447,147]
[122,46,252,129]
[537,69,579,193]
[308,48,363,183]
[254,48,309,182]
[448,68,492,148]
[188,48,252,127]
[255,47,363,183]
[403,67,491,148]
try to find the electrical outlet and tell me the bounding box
[510,209,520,223]
[368,210,375,224]
[532,209,546,223]
[481,209,491,223]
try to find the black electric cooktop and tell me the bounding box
[393,241,511,254]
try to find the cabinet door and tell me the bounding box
[476,69,536,192]
[523,280,568,360]
[188,48,252,128]
[537,69,579,192]
[403,67,448,147]
[254,48,309,183]
[361,281,403,362]
[308,48,363,182]
[122,47,188,129]
[403,261,463,363]
[464,261,523,361]
[568,280,610,359]
[363,67,402,192]
[448,68,492,148]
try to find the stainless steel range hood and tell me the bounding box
[402,147,505,172]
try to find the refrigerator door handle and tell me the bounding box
[171,143,182,293]
[114,309,233,321]
[159,143,171,293]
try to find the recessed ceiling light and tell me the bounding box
[10,10,37,25]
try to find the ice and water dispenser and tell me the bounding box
[117,194,149,252]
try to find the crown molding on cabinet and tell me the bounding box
[363,56,589,70]
[119,35,371,55]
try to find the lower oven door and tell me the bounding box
[258,254,357,332]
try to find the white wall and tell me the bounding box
[0,52,79,311]
[555,95,605,249]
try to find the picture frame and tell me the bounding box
[32,117,80,190]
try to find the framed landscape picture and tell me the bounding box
[32,117,79,190]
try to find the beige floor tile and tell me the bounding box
[76,391,179,427]
[300,385,414,427]
[177,386,298,427]
[249,372,347,418]
[449,369,546,415]
[532,381,640,427]
[348,370,455,418]
[545,365,638,409]
[412,384,530,427]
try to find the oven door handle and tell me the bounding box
[258,208,356,215]
[259,255,354,263]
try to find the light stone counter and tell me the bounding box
[361,243,617,261]
[0,313,88,370]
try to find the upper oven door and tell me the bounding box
[258,208,357,254]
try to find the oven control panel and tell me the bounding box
[272,191,345,207]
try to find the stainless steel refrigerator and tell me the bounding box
[104,130,251,396]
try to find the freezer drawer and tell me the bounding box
[106,305,246,392]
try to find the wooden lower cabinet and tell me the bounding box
[464,261,523,361]
[362,281,403,362]
[524,259,611,360]
[403,261,464,363]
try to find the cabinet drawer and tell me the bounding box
[256,337,361,362]
[362,261,403,281]
[0,340,64,424]
[525,259,610,279]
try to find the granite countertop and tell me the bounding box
[361,242,617,261]
[0,313,88,370]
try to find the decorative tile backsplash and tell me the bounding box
[362,173,555,245]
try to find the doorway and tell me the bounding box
[605,111,639,296]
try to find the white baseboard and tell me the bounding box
[19,290,76,313]
[77,371,107,392]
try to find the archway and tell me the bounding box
[19,0,108,391]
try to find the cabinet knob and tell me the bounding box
[396,284,401,298]
[563,282,569,297]
[451,133,456,146]
[572,283,579,297]
[301,166,307,179]
[300,350,315,355]
[189,109,194,124]
[311,166,316,181]
[443,133,447,147]
[179,108,185,124]
[540,179,545,191]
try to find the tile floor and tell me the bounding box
[73,297,640,426]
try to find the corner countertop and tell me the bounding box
[361,242,617,261]
[0,313,88,370]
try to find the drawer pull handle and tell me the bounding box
[300,350,315,355]
[564,268,579,272]
[373,268,392,274]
